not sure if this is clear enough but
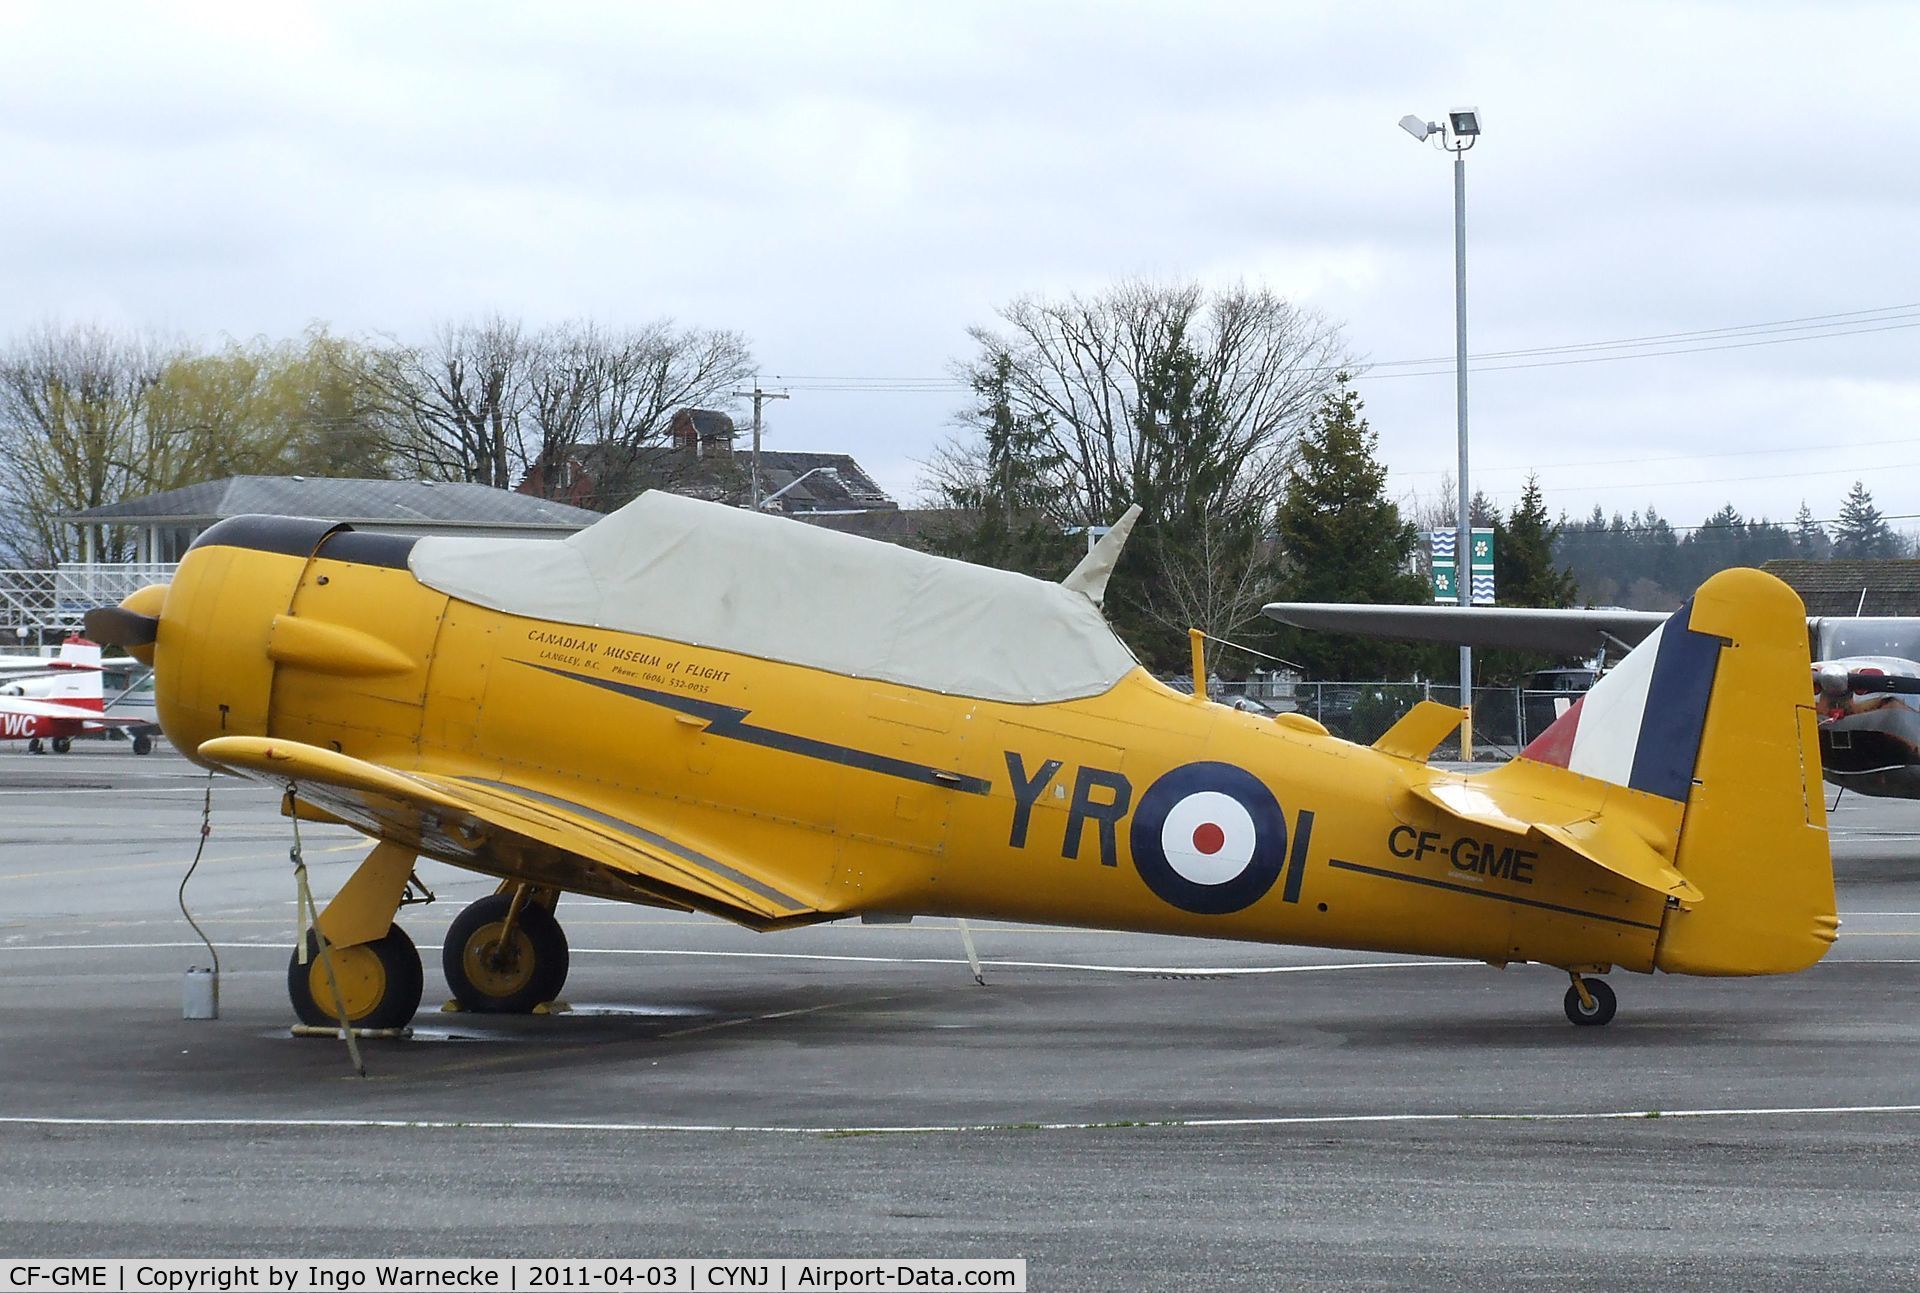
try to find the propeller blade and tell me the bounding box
[83,606,159,646]
[1847,671,1920,696]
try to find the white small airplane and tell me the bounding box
[1263,603,1920,799]
[0,637,159,754]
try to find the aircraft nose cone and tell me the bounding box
[1815,662,1851,695]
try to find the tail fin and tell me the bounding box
[46,637,104,712]
[1512,569,1835,974]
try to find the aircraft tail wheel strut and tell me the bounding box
[290,809,366,1077]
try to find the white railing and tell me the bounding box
[0,563,178,632]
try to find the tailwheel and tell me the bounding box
[1563,975,1617,1027]
[443,891,569,1013]
[288,925,424,1029]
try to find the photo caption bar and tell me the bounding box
[0,1260,1027,1293]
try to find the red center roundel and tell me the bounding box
[1131,762,1290,915]
[1159,791,1258,886]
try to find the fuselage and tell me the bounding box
[149,518,1670,975]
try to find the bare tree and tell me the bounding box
[963,280,1349,529]
[0,325,174,563]
[949,279,1352,666]
[520,321,754,506]
[365,315,531,487]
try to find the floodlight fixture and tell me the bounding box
[1398,114,1434,142]
[1447,107,1482,137]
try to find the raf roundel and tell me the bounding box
[1129,762,1288,915]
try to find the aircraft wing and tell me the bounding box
[1262,603,1669,655]
[196,736,828,929]
[0,696,147,726]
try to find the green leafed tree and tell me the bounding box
[1269,376,1428,678]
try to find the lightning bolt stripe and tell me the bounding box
[1327,858,1662,932]
[515,661,994,795]
[456,776,806,910]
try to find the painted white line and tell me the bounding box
[1,1105,1917,1136]
[575,948,1474,975]
[0,786,213,796]
[0,941,1466,976]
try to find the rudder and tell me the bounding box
[1654,569,1835,974]
[1515,569,1834,974]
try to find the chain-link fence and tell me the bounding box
[1197,676,1588,759]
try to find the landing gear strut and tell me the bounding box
[287,840,426,1030]
[1563,973,1617,1027]
[443,888,570,1013]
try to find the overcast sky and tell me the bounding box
[3,1,1916,533]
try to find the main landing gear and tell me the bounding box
[442,889,571,1013]
[289,926,424,1030]
[1563,972,1618,1027]
[286,845,570,1029]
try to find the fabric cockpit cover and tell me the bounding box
[408,491,1138,703]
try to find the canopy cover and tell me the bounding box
[409,491,1139,703]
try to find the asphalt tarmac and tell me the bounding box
[2,741,1917,1290]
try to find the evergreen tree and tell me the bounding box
[1832,480,1900,559]
[1495,475,1578,608]
[1271,379,1427,677]
[918,352,1076,579]
[1792,500,1832,559]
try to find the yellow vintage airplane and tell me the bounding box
[87,491,1834,1031]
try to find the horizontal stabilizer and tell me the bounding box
[1406,776,1698,905]
[197,736,826,928]
[1534,818,1702,905]
[1372,700,1464,762]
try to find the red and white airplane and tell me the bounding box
[0,636,157,754]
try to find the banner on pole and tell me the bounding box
[1430,528,1494,605]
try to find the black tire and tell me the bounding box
[51,736,72,754]
[287,925,424,1029]
[132,732,153,755]
[1563,978,1617,1027]
[442,893,569,1013]
[26,738,42,754]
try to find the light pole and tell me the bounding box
[1400,106,1482,759]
